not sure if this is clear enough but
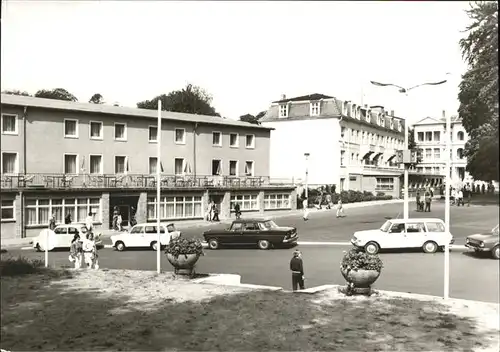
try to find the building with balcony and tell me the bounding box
[260,93,405,198]
[411,113,474,189]
[0,94,296,240]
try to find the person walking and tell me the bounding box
[336,199,345,218]
[68,234,82,269]
[82,233,96,269]
[48,213,57,231]
[234,202,241,219]
[212,203,220,222]
[112,206,119,230]
[290,250,305,291]
[416,191,421,212]
[65,213,72,224]
[85,212,93,234]
[302,197,309,221]
[117,214,123,231]
[467,186,472,207]
[457,189,464,206]
[424,190,432,212]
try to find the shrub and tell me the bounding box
[0,256,44,276]
[165,238,204,259]
[340,248,383,272]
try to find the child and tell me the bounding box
[336,199,345,218]
[68,234,82,269]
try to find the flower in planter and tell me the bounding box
[340,248,383,272]
[165,238,204,259]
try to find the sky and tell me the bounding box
[1,0,472,124]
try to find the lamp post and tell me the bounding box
[156,101,162,274]
[304,153,310,208]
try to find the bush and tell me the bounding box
[298,187,393,206]
[340,248,383,272]
[0,256,44,276]
[165,238,204,259]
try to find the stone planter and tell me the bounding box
[341,268,381,295]
[166,253,201,276]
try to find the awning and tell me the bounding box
[362,151,374,160]
[386,154,396,162]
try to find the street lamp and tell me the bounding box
[304,153,310,208]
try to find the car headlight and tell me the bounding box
[465,238,469,244]
[479,242,485,248]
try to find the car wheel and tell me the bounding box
[208,239,219,250]
[258,240,270,250]
[492,245,500,260]
[423,241,438,254]
[364,242,379,255]
[115,241,126,252]
[151,241,159,251]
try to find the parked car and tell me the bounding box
[465,224,499,259]
[351,218,454,254]
[31,223,103,251]
[111,223,180,251]
[202,218,298,250]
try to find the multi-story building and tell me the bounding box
[261,93,405,198]
[0,94,296,240]
[412,113,473,188]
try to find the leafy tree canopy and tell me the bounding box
[239,111,266,125]
[89,93,104,104]
[35,88,78,102]
[458,1,499,181]
[137,84,220,116]
[1,89,32,96]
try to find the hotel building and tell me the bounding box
[260,93,405,198]
[0,94,295,240]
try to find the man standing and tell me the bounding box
[424,190,432,212]
[234,202,241,219]
[457,189,464,206]
[85,212,93,234]
[416,191,421,212]
[290,250,305,291]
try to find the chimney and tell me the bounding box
[281,94,286,100]
[442,110,446,118]
[390,110,394,116]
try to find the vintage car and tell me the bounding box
[465,224,499,259]
[202,218,298,250]
[31,223,103,251]
[111,223,181,251]
[351,218,454,254]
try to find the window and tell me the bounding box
[212,159,222,176]
[457,148,464,160]
[25,198,101,226]
[341,127,346,138]
[457,131,465,141]
[144,225,165,234]
[245,161,254,176]
[1,114,18,135]
[230,133,239,147]
[433,131,440,142]
[115,156,127,174]
[149,157,158,174]
[229,160,238,176]
[376,177,394,191]
[147,196,203,220]
[264,193,291,210]
[130,226,144,234]
[417,132,424,142]
[174,158,184,175]
[425,148,432,160]
[1,152,18,174]
[310,102,320,116]
[64,154,78,174]
[406,222,426,233]
[434,148,440,159]
[230,194,258,211]
[89,121,103,139]
[245,134,255,149]
[212,132,222,146]
[64,119,78,138]
[340,150,345,166]
[1,199,15,221]
[426,222,445,232]
[390,120,394,129]
[114,123,127,141]
[244,223,259,231]
[89,155,102,174]
[149,126,158,142]
[425,132,432,142]
[279,104,288,118]
[175,128,185,144]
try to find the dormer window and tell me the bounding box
[310,102,320,116]
[390,119,394,129]
[365,110,370,122]
[398,121,403,132]
[279,104,288,118]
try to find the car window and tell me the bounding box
[231,223,243,231]
[54,227,67,235]
[258,223,267,230]
[406,223,426,233]
[426,222,445,232]
[244,223,259,231]
[68,227,79,235]
[389,223,405,233]
[130,226,144,234]
[145,226,165,234]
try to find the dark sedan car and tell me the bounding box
[202,218,298,250]
[465,224,499,259]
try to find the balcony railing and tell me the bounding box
[0,173,280,190]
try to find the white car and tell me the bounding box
[31,224,102,251]
[111,223,180,251]
[351,218,454,254]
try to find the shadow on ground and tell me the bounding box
[0,268,496,351]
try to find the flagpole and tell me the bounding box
[156,101,162,274]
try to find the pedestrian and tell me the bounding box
[451,188,456,205]
[48,213,56,231]
[130,207,137,227]
[212,203,220,222]
[112,206,119,230]
[65,213,72,224]
[234,202,241,219]
[467,186,472,207]
[457,189,464,206]
[302,198,309,221]
[85,211,93,234]
[336,199,345,218]
[424,190,432,212]
[416,191,421,212]
[290,250,305,291]
[82,233,96,269]
[68,234,82,269]
[117,214,123,231]
[325,193,332,210]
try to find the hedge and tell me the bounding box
[298,189,393,208]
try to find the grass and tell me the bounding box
[1,269,498,351]
[0,255,46,276]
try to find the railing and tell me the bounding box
[0,173,278,190]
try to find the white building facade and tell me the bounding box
[261,93,405,198]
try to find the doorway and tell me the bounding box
[109,195,139,229]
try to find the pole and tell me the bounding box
[404,119,409,220]
[156,101,162,274]
[304,153,309,208]
[444,110,451,299]
[45,229,49,267]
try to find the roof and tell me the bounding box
[1,94,272,130]
[232,218,271,223]
[388,218,444,223]
[272,93,333,104]
[415,115,461,125]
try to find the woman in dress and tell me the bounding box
[68,234,82,269]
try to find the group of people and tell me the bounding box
[69,231,100,269]
[205,201,220,222]
[451,187,471,206]
[303,197,345,221]
[415,190,433,212]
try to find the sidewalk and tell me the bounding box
[0,198,409,249]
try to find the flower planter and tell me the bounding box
[166,253,200,276]
[341,268,380,288]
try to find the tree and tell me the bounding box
[1,89,32,96]
[239,111,266,125]
[35,88,78,102]
[89,93,104,104]
[458,1,499,181]
[136,84,220,116]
